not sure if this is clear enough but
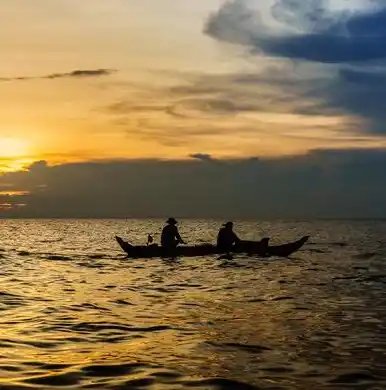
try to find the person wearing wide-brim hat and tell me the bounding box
[161,217,185,253]
[217,221,240,253]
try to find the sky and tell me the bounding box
[1,0,386,218]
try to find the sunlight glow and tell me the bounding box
[0,138,30,158]
[0,158,35,173]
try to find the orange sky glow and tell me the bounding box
[1,0,385,173]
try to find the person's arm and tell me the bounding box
[233,231,241,243]
[216,231,221,247]
[175,228,185,244]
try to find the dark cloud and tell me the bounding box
[1,149,386,219]
[306,68,386,133]
[262,34,386,64]
[204,0,386,135]
[339,69,386,85]
[46,69,116,79]
[206,0,386,63]
[267,2,386,63]
[271,0,333,32]
[204,0,263,48]
[0,69,116,82]
[189,153,215,162]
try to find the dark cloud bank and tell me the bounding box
[1,149,386,219]
[204,0,386,134]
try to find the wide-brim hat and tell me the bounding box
[166,217,178,224]
[223,221,233,227]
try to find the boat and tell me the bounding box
[115,235,309,258]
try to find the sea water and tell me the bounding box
[0,219,385,389]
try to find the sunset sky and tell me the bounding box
[1,0,386,218]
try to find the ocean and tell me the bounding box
[0,219,385,389]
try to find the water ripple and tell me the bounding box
[0,219,385,389]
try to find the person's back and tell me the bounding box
[217,222,240,252]
[161,218,184,251]
[161,224,178,247]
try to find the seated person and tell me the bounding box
[217,221,240,252]
[161,218,185,252]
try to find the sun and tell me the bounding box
[0,138,30,158]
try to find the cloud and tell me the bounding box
[1,149,386,219]
[167,70,320,116]
[168,97,255,118]
[267,2,386,63]
[339,69,386,85]
[203,0,386,135]
[206,0,386,63]
[271,0,333,32]
[46,69,116,79]
[107,67,325,120]
[99,66,386,155]
[0,68,116,82]
[189,153,215,162]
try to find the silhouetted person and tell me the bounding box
[161,218,185,253]
[217,222,240,253]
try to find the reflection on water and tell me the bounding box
[0,219,385,389]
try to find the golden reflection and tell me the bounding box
[0,190,29,196]
[0,202,26,210]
